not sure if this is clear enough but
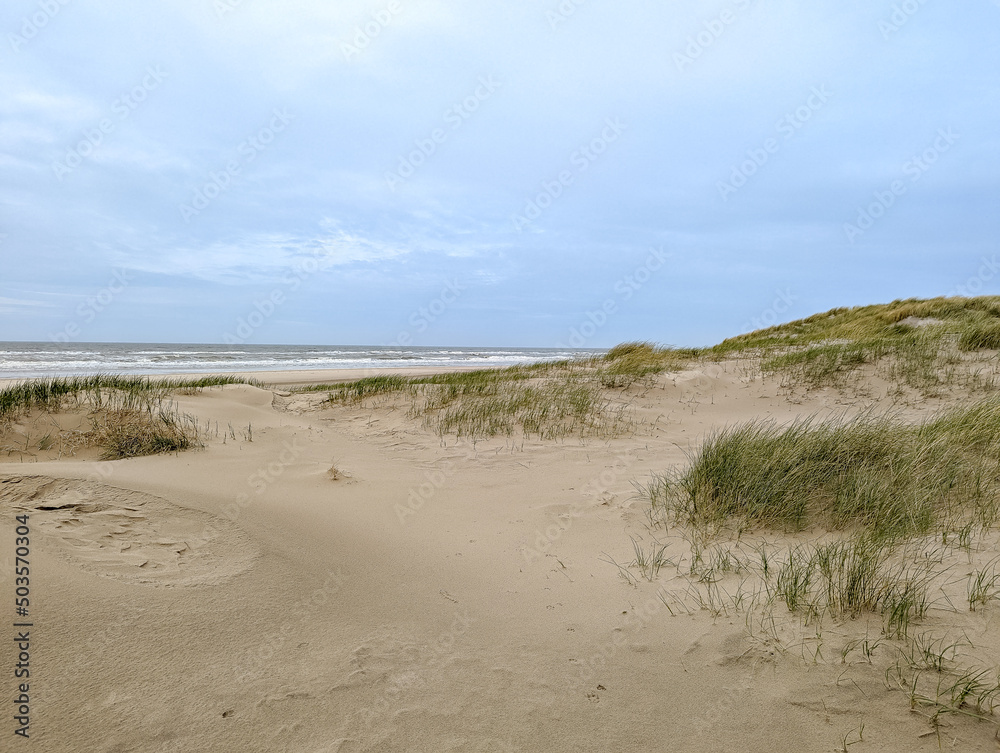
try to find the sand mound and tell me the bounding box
[0,475,257,586]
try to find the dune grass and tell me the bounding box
[959,321,1000,351]
[599,342,698,387]
[637,390,1000,734]
[314,298,1000,435]
[713,296,1000,354]
[87,402,200,460]
[710,296,1000,394]
[0,374,261,459]
[647,399,1000,540]
[760,340,889,388]
[0,374,261,422]
[316,297,1000,433]
[775,537,937,637]
[423,378,629,439]
[345,366,628,439]
[967,561,1000,612]
[325,374,411,402]
[320,350,693,439]
[612,301,1000,740]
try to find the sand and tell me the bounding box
[2,362,999,751]
[0,365,489,392]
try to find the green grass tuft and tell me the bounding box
[960,322,1000,351]
[773,537,935,635]
[648,398,1000,540]
[326,374,411,403]
[0,374,260,458]
[0,374,262,423]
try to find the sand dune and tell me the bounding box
[3,366,1000,751]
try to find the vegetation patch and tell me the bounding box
[636,388,1000,738]
[714,297,1000,394]
[0,374,261,423]
[0,374,260,459]
[320,349,694,439]
[647,400,1000,540]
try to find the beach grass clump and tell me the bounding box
[322,362,573,403]
[761,341,887,388]
[80,386,206,459]
[323,359,641,439]
[892,657,1000,728]
[967,561,1000,612]
[0,374,261,423]
[0,377,80,419]
[87,404,199,459]
[759,330,946,393]
[773,537,936,635]
[0,374,258,458]
[604,342,659,361]
[326,374,411,403]
[880,332,946,392]
[320,345,698,435]
[415,366,626,439]
[424,378,622,439]
[598,342,698,388]
[959,321,1000,351]
[411,363,549,395]
[648,398,1000,539]
[600,354,671,388]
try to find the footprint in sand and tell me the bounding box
[0,475,258,586]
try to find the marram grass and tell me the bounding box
[320,345,696,438]
[0,373,262,422]
[0,373,262,459]
[647,397,1000,540]
[720,296,1000,393]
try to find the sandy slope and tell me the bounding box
[2,363,999,752]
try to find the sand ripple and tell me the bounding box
[1,475,257,586]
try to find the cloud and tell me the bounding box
[0,85,101,123]
[1,1,996,345]
[0,296,54,315]
[0,80,104,159]
[115,227,412,284]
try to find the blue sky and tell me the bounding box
[1,0,998,348]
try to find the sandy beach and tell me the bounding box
[4,342,1000,752]
[0,366,489,392]
[6,1,993,748]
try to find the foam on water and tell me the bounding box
[0,343,602,379]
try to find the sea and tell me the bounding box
[0,343,605,380]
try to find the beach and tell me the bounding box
[7,1,994,748]
[0,366,489,392]
[4,334,1000,751]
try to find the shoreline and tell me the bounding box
[0,364,493,390]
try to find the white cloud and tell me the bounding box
[0,296,54,315]
[115,228,411,284]
[110,214,510,285]
[0,81,102,123]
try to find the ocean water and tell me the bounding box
[0,343,604,380]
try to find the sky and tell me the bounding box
[1,0,998,348]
